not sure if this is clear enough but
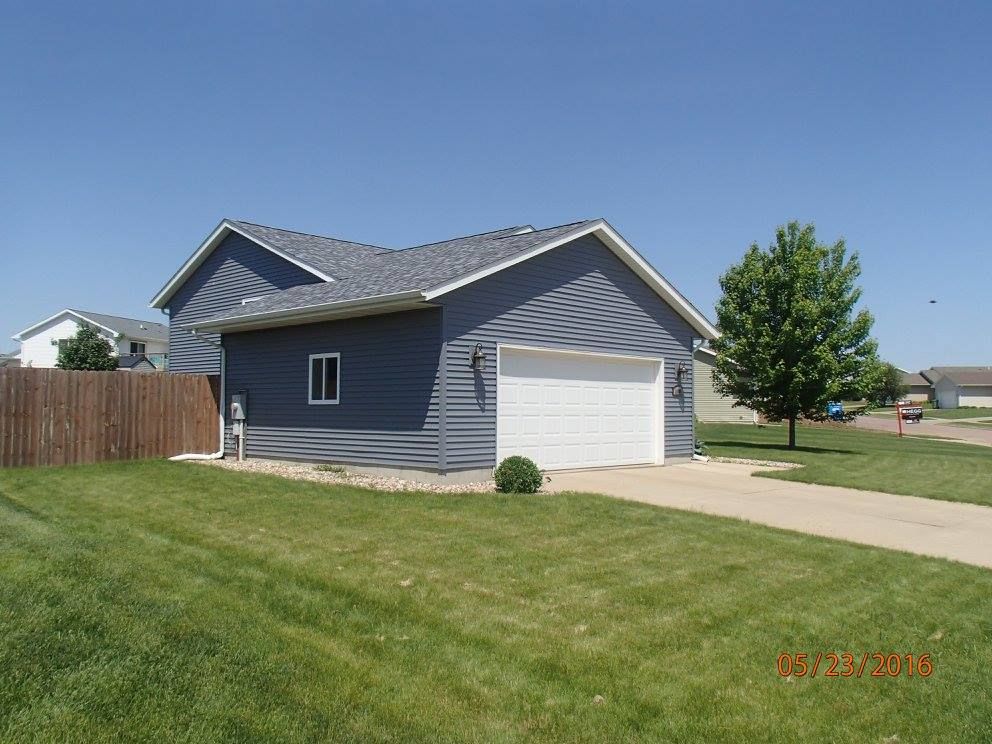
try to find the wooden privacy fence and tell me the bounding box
[0,368,220,468]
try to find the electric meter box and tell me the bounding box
[230,392,247,421]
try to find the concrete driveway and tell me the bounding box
[545,462,992,569]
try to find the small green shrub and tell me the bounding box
[314,464,347,474]
[494,456,543,494]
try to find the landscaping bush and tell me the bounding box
[494,456,543,493]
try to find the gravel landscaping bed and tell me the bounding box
[710,456,804,469]
[199,458,496,493]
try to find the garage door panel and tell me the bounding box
[499,384,518,404]
[498,348,660,471]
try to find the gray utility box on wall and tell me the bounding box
[230,392,247,421]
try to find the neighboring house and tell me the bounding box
[0,350,20,368]
[924,367,992,409]
[117,354,160,372]
[12,309,169,369]
[900,371,933,403]
[692,346,757,423]
[151,218,718,480]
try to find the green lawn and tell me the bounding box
[926,408,992,420]
[698,422,992,506]
[953,420,992,430]
[2,462,991,742]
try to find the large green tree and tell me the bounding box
[869,362,910,406]
[711,221,882,449]
[55,324,118,371]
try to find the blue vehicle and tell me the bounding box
[826,401,844,421]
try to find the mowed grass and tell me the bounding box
[953,420,992,430]
[698,422,992,505]
[2,462,992,742]
[925,407,992,420]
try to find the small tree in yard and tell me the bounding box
[711,221,883,449]
[869,362,910,406]
[55,324,118,371]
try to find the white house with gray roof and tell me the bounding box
[12,309,169,370]
[151,218,717,480]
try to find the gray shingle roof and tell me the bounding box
[902,372,931,386]
[929,366,992,386]
[71,310,169,342]
[117,353,159,370]
[230,221,391,279]
[196,221,593,325]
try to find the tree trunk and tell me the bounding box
[788,417,797,449]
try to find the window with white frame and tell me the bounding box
[130,341,146,354]
[309,353,340,404]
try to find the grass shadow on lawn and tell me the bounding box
[698,422,992,506]
[703,439,859,456]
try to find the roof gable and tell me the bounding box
[150,220,355,309]
[420,220,717,338]
[13,309,168,342]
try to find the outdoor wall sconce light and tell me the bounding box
[470,343,487,372]
[672,360,688,397]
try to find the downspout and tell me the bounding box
[689,337,709,462]
[169,330,226,461]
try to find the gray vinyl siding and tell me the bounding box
[438,234,696,469]
[224,308,441,467]
[166,233,321,373]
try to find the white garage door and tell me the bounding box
[497,347,662,471]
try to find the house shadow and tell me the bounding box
[474,370,487,411]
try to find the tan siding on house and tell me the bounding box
[693,352,757,423]
[904,384,932,403]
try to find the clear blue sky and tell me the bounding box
[2,1,989,370]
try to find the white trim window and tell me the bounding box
[309,353,340,405]
[130,341,146,354]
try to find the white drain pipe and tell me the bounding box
[169,334,226,461]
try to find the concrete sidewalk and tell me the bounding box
[545,462,992,569]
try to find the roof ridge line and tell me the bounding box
[492,220,592,239]
[69,309,167,326]
[394,225,529,253]
[231,219,391,252]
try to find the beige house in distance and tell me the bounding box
[693,346,757,423]
[900,371,933,403]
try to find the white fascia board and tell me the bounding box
[148,219,335,309]
[183,290,427,332]
[423,219,720,340]
[13,309,119,341]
